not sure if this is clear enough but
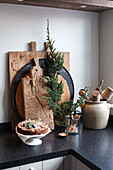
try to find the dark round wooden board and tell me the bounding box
[11,59,74,116]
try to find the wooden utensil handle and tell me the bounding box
[92,90,100,101]
[79,89,90,100]
[99,80,104,89]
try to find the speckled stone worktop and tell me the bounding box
[1,116,113,170]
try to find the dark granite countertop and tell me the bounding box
[1,116,113,170]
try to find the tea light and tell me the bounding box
[58,132,68,137]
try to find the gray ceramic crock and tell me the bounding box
[81,100,113,129]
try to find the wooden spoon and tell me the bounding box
[91,90,100,101]
[96,80,104,93]
[79,89,90,100]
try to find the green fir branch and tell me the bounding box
[43,19,87,126]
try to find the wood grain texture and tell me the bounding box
[9,42,70,130]
[22,63,55,130]
[0,0,113,12]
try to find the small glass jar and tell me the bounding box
[65,114,81,135]
[65,115,71,128]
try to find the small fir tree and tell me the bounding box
[43,19,64,121]
[43,19,87,126]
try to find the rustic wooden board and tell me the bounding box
[21,58,55,130]
[9,42,70,129]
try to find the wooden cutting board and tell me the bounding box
[9,42,70,129]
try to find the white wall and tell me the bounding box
[100,10,113,105]
[0,4,99,123]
